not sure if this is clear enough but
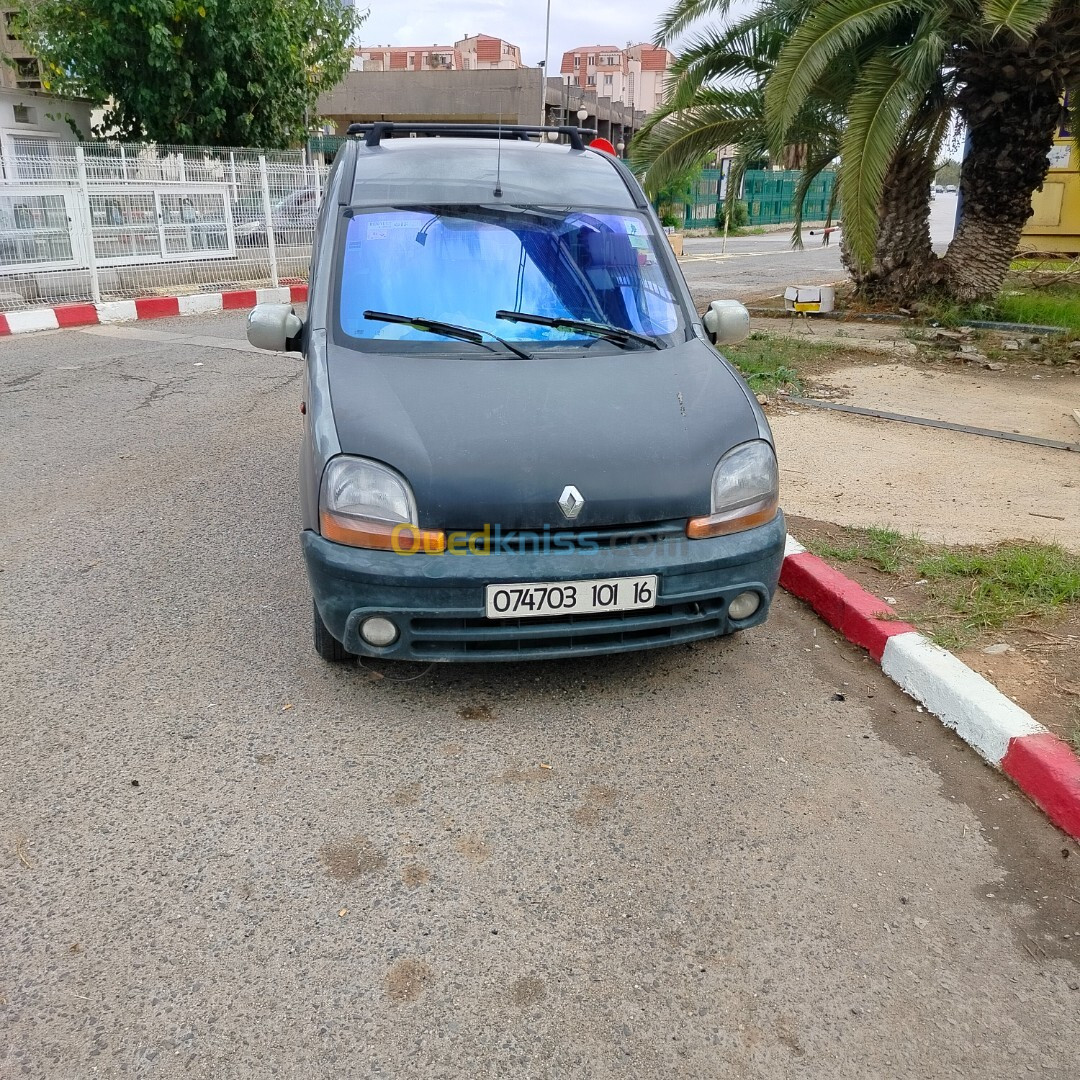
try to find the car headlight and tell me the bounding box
[319,456,445,553]
[686,440,779,538]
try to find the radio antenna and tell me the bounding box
[494,110,503,198]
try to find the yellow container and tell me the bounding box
[1020,112,1080,254]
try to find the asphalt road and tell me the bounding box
[2,310,1078,1079]
[679,193,960,305]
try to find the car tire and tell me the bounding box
[313,601,354,662]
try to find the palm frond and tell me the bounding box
[838,50,921,268]
[654,0,737,46]
[891,6,950,89]
[789,144,842,247]
[982,0,1054,39]
[766,0,908,144]
[631,88,763,196]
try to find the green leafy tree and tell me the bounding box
[16,0,361,148]
[766,0,1080,302]
[935,159,961,187]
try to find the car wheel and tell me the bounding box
[313,601,354,662]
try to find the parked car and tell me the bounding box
[934,185,944,194]
[945,184,957,194]
[234,187,320,247]
[246,123,785,662]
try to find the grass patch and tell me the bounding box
[1010,257,1078,273]
[917,544,1080,645]
[995,285,1080,331]
[721,330,837,394]
[812,526,921,572]
[920,281,1080,333]
[805,527,1080,648]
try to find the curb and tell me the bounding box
[0,284,309,336]
[781,535,1080,840]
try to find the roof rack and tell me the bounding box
[345,122,588,152]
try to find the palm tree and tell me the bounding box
[631,0,849,245]
[767,0,1080,302]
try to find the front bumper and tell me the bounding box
[303,512,786,662]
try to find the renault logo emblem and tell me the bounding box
[558,485,585,520]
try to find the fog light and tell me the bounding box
[728,591,761,620]
[360,616,398,648]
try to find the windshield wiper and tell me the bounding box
[362,310,532,360]
[495,310,662,350]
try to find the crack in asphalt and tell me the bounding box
[1,369,42,389]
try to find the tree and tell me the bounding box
[631,1,848,246]
[766,0,1080,302]
[935,159,961,187]
[16,0,361,148]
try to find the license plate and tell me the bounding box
[484,575,658,620]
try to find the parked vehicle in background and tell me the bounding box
[945,184,957,194]
[234,187,320,247]
[246,123,785,664]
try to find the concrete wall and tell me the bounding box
[318,70,647,143]
[319,69,546,129]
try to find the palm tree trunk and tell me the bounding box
[842,143,938,302]
[940,42,1064,303]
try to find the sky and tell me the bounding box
[351,1,702,68]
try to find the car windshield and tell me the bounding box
[335,206,683,351]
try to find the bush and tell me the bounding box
[718,199,749,229]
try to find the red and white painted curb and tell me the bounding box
[781,535,1080,839]
[0,284,309,336]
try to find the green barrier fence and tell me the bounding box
[673,168,838,229]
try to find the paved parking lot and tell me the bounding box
[2,310,1078,1078]
[678,193,959,305]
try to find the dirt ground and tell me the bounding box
[760,332,1080,552]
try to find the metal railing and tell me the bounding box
[0,140,325,310]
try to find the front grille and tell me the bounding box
[407,595,730,658]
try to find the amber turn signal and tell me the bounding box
[686,501,778,539]
[320,511,446,553]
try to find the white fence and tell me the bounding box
[0,140,327,310]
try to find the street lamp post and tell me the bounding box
[541,0,551,126]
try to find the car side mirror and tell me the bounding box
[702,300,750,345]
[247,303,304,352]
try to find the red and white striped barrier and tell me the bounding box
[781,536,1080,839]
[0,284,309,336]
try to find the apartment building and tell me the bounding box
[0,7,91,172]
[559,43,673,115]
[352,34,522,74]
[456,34,522,70]
[1,6,41,90]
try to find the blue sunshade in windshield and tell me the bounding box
[338,207,680,345]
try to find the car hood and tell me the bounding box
[325,339,761,530]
